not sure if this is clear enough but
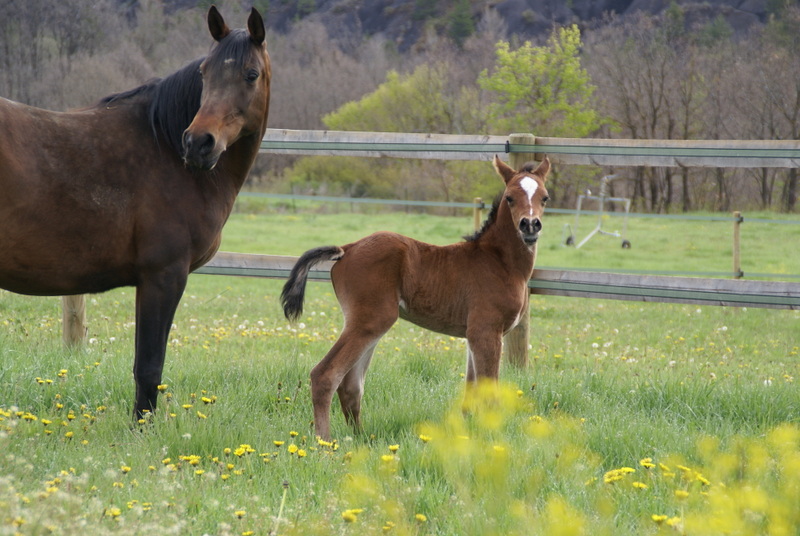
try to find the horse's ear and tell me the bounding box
[493,155,516,185]
[534,156,551,181]
[208,6,231,42]
[248,7,266,46]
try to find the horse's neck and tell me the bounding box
[208,132,262,204]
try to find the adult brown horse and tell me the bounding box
[282,156,551,439]
[0,7,270,420]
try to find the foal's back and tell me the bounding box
[331,231,521,338]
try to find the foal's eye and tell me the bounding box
[542,196,550,204]
[505,196,514,205]
[245,69,259,83]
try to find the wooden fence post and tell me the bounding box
[62,295,87,346]
[732,211,743,279]
[504,133,537,368]
[473,197,483,232]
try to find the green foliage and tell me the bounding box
[324,64,483,134]
[478,25,608,138]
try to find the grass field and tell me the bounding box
[2,203,799,535]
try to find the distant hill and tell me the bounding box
[256,0,770,51]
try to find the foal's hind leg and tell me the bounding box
[311,316,395,440]
[337,343,378,432]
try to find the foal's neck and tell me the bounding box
[480,213,537,278]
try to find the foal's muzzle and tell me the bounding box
[519,217,542,245]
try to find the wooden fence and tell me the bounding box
[62,131,800,366]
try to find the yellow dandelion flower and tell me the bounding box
[289,430,299,437]
[388,444,399,452]
[341,509,360,523]
[415,514,427,523]
[196,411,207,419]
[157,384,169,391]
[632,481,648,490]
[106,507,122,518]
[194,469,205,476]
[120,466,131,474]
[418,434,432,443]
[382,521,396,532]
[639,457,656,469]
[288,444,298,454]
[674,490,689,499]
[297,449,307,458]
[381,454,395,462]
[651,514,667,524]
[234,510,246,519]
[162,458,171,465]
[666,517,681,527]
[274,440,285,447]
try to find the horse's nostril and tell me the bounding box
[532,218,542,232]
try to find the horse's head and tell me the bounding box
[182,7,271,170]
[493,155,551,247]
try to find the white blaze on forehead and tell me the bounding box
[520,176,538,199]
[519,176,539,216]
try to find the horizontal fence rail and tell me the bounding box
[261,129,800,168]
[196,252,800,311]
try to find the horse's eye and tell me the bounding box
[505,196,514,205]
[542,196,550,204]
[245,69,259,83]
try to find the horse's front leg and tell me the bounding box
[132,268,188,420]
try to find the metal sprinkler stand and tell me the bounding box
[563,174,632,249]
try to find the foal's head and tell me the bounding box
[182,7,271,170]
[493,155,551,247]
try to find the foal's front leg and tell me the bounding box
[463,324,504,407]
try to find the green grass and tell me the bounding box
[2,206,800,535]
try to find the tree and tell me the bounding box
[448,0,475,48]
[478,25,606,138]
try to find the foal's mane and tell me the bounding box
[96,28,257,155]
[464,193,502,242]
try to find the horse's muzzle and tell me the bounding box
[182,131,220,170]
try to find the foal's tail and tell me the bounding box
[281,246,344,321]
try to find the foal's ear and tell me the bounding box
[493,155,517,185]
[534,156,551,181]
[208,6,231,42]
[248,7,266,46]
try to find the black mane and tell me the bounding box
[96,28,257,155]
[464,192,503,242]
[97,59,203,155]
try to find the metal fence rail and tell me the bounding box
[261,129,800,167]
[197,252,800,310]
